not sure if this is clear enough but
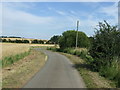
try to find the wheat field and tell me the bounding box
[0,43,54,60]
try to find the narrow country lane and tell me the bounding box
[23,49,86,88]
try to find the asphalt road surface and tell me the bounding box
[23,49,86,88]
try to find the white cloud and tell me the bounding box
[98,2,118,17]
[70,11,76,14]
[1,2,118,39]
[48,7,53,10]
[2,0,119,2]
[56,10,66,15]
[3,7,54,25]
[97,2,118,25]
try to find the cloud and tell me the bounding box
[48,7,53,10]
[1,2,118,39]
[70,11,76,14]
[2,0,119,2]
[97,2,118,25]
[98,2,118,17]
[2,2,35,9]
[3,7,54,25]
[2,4,55,38]
[56,10,66,15]
[2,3,80,38]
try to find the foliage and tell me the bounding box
[22,40,29,43]
[31,39,44,44]
[1,38,45,44]
[89,21,120,69]
[89,20,120,87]
[2,39,7,42]
[59,30,90,49]
[47,35,61,44]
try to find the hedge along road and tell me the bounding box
[23,48,86,88]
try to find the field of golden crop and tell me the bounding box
[0,43,54,60]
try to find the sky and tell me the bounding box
[1,1,118,40]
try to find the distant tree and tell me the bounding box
[2,39,7,42]
[49,35,61,44]
[15,40,23,43]
[38,40,44,44]
[46,40,52,44]
[8,39,14,43]
[32,39,39,44]
[8,36,22,38]
[22,40,29,43]
[59,30,90,49]
[0,39,2,42]
[0,36,7,38]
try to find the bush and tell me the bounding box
[116,71,120,87]
[48,35,61,44]
[47,47,59,52]
[85,55,94,65]
[90,21,120,66]
[59,30,90,49]
[74,50,81,56]
[99,64,118,80]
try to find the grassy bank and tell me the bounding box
[1,50,30,67]
[47,47,117,88]
[2,49,47,88]
[61,53,116,88]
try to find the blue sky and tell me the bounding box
[1,2,118,39]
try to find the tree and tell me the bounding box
[59,30,90,49]
[2,39,7,42]
[49,35,61,44]
[31,39,39,44]
[22,40,29,43]
[38,40,44,44]
[15,40,23,43]
[89,20,120,70]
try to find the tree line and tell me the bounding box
[0,36,22,38]
[0,39,44,44]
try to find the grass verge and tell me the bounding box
[2,49,46,88]
[1,51,30,68]
[60,52,116,88]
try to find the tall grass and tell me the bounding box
[1,43,54,60]
[99,57,120,87]
[47,47,120,87]
[1,50,30,67]
[1,43,30,60]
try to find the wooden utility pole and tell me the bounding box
[76,20,79,49]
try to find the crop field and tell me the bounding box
[0,43,54,60]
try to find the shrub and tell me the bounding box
[116,71,120,87]
[90,21,120,66]
[49,35,61,44]
[59,30,90,49]
[85,55,94,65]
